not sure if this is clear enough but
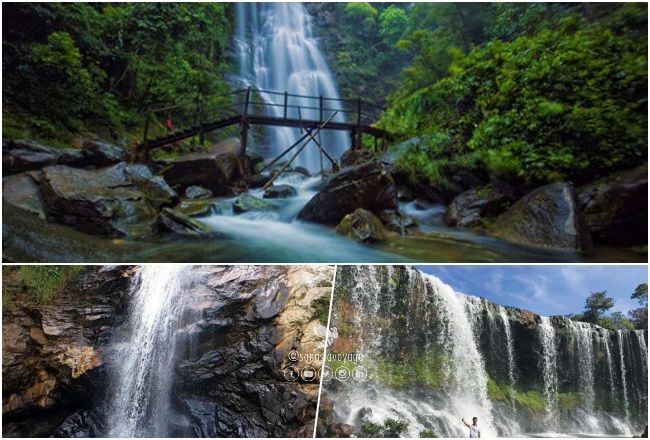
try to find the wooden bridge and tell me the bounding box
[137,87,393,163]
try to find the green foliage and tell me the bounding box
[487,376,545,414]
[557,392,584,412]
[361,418,410,438]
[312,295,332,325]
[631,283,648,306]
[3,3,233,140]
[419,429,436,438]
[372,349,447,389]
[379,6,409,47]
[599,312,635,330]
[3,266,87,306]
[382,4,648,187]
[629,283,648,330]
[344,2,378,34]
[584,291,615,322]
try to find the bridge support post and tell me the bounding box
[239,87,252,177]
[354,98,363,150]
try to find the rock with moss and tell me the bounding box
[184,185,213,200]
[232,193,276,214]
[176,199,218,217]
[336,208,386,243]
[105,162,178,209]
[2,171,45,218]
[158,207,213,236]
[489,182,592,251]
[40,165,160,238]
[263,184,297,199]
[444,184,511,227]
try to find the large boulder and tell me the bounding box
[156,152,243,195]
[2,172,45,218]
[40,165,160,238]
[104,162,178,209]
[578,163,648,246]
[489,182,592,251]
[81,140,125,166]
[2,139,84,175]
[336,208,386,243]
[444,184,511,227]
[298,162,397,224]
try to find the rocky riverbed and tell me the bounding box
[2,137,647,262]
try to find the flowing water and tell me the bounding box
[235,2,349,170]
[326,266,648,438]
[105,265,193,437]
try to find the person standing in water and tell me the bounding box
[462,417,480,438]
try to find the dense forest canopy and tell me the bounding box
[3,3,233,142]
[2,2,647,188]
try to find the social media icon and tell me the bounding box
[335,366,350,381]
[352,366,368,382]
[283,366,299,382]
[301,366,317,382]
[288,350,299,362]
[321,366,333,382]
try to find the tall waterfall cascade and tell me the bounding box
[105,265,193,437]
[235,2,349,170]
[328,266,648,438]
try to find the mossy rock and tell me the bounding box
[232,193,276,214]
[176,199,218,217]
[336,208,386,243]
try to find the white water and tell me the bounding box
[105,266,191,437]
[539,316,559,425]
[617,330,631,422]
[235,2,349,170]
[499,305,517,388]
[200,173,404,262]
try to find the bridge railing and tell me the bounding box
[241,88,384,127]
[140,87,387,148]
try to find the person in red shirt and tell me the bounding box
[165,116,173,132]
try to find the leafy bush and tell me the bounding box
[382,6,648,187]
[361,418,410,438]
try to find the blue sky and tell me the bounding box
[415,265,648,317]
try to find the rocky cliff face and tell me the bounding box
[2,266,132,437]
[3,265,334,438]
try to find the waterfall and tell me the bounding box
[235,2,349,171]
[617,330,631,422]
[326,266,647,438]
[572,321,597,411]
[499,306,517,388]
[105,265,192,437]
[539,316,559,423]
